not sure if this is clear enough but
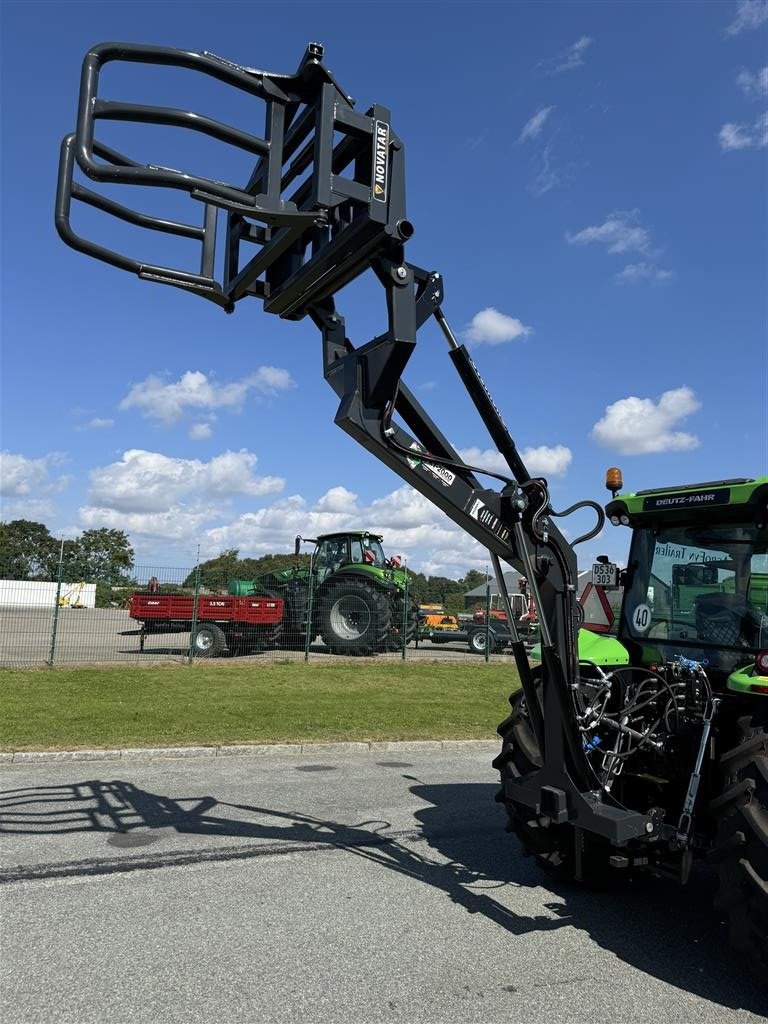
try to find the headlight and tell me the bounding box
[620,515,630,526]
[610,516,621,526]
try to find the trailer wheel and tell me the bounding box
[191,623,226,658]
[319,580,391,656]
[493,670,612,884]
[710,712,768,971]
[468,627,501,655]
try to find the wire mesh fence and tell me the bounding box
[0,558,537,668]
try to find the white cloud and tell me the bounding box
[538,36,593,75]
[201,484,485,577]
[0,498,58,522]
[86,449,284,514]
[85,418,114,430]
[519,106,556,142]
[529,142,562,197]
[200,487,462,569]
[0,451,70,497]
[79,504,219,541]
[591,387,701,455]
[719,112,768,151]
[726,1,768,35]
[119,368,295,424]
[616,262,675,284]
[458,445,572,477]
[463,307,532,346]
[315,486,359,513]
[566,211,653,255]
[737,66,768,99]
[189,423,212,440]
[521,445,574,476]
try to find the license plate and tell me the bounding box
[592,562,619,588]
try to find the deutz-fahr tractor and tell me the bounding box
[230,531,417,655]
[56,41,768,968]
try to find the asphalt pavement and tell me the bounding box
[0,607,499,666]
[1,747,766,1023]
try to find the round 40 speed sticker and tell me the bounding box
[631,603,652,633]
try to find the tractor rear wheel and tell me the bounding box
[493,670,612,884]
[319,580,391,656]
[383,594,419,652]
[710,712,768,971]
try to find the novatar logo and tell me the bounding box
[373,120,389,203]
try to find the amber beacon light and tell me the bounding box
[605,467,623,496]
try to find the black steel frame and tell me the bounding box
[57,41,655,845]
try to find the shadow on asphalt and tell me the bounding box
[0,776,765,1013]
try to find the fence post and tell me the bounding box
[47,538,65,666]
[401,567,409,661]
[304,563,316,663]
[188,548,201,664]
[484,571,491,664]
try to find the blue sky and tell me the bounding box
[1,0,766,577]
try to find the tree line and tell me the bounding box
[0,521,489,613]
[184,548,489,613]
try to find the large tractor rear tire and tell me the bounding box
[493,670,612,884]
[383,594,419,652]
[710,712,768,971]
[319,580,391,656]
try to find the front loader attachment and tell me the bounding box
[56,41,411,315]
[57,40,655,851]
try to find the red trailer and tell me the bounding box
[129,592,284,657]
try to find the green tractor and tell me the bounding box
[498,474,768,967]
[231,532,417,656]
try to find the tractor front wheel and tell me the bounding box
[319,580,391,656]
[711,712,768,971]
[493,670,613,884]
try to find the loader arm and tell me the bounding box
[56,40,656,842]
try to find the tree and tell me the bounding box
[62,529,134,584]
[182,549,310,590]
[461,569,488,592]
[0,520,59,580]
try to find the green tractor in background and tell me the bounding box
[230,531,417,656]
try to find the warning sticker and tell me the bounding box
[467,498,511,543]
[423,461,455,487]
[406,442,423,470]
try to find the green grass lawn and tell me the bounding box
[0,661,520,751]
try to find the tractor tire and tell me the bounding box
[383,595,419,652]
[319,580,391,656]
[468,627,502,655]
[493,670,612,884]
[710,712,768,972]
[191,623,226,658]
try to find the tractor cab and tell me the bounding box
[606,476,768,688]
[299,532,398,580]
